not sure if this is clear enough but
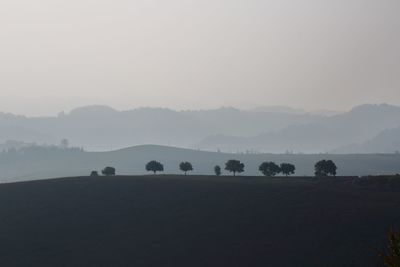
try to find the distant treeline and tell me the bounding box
[95,159,338,178]
[0,144,84,162]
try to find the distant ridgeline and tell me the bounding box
[1,104,400,153]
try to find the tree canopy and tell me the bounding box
[102,166,115,176]
[146,161,164,174]
[280,163,296,176]
[179,162,193,175]
[225,160,245,176]
[214,165,221,176]
[314,160,337,177]
[259,162,281,176]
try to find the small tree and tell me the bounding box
[280,163,296,177]
[259,162,281,177]
[60,138,69,149]
[179,162,193,175]
[314,160,337,177]
[379,228,400,267]
[146,161,164,174]
[90,171,99,177]
[102,166,115,176]
[214,165,221,176]
[225,160,245,176]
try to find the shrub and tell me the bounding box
[379,228,400,267]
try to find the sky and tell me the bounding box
[0,0,399,116]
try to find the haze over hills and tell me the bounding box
[249,106,342,116]
[332,126,400,154]
[198,104,400,153]
[0,103,399,153]
[2,0,399,265]
[0,105,324,151]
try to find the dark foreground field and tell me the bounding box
[0,176,399,267]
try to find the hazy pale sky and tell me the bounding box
[0,0,399,116]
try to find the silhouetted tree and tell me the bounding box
[146,161,164,174]
[225,160,245,176]
[314,160,337,177]
[259,162,281,176]
[179,162,193,175]
[280,163,296,176]
[379,228,400,267]
[90,171,99,177]
[214,165,221,176]
[102,166,115,176]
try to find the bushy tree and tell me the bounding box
[179,162,193,175]
[259,162,281,176]
[146,161,164,174]
[214,165,221,176]
[280,163,296,177]
[314,160,337,177]
[90,171,99,177]
[102,166,115,176]
[225,160,245,176]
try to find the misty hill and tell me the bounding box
[0,104,400,153]
[249,106,307,114]
[0,106,323,151]
[250,106,342,116]
[198,104,400,153]
[332,126,400,153]
[1,145,400,183]
[0,175,399,266]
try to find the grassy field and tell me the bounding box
[2,145,400,182]
[0,175,399,266]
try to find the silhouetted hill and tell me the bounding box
[0,175,398,266]
[1,145,400,183]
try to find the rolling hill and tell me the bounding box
[1,145,400,183]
